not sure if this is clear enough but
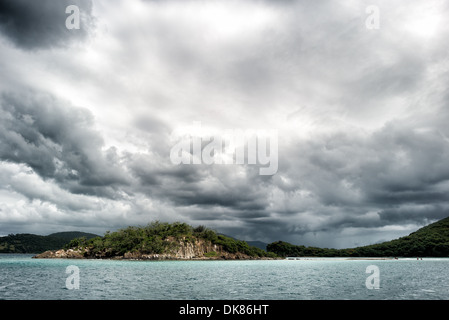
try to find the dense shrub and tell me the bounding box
[65,221,277,258]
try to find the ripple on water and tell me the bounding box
[1,255,449,299]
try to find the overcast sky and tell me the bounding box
[0,0,448,248]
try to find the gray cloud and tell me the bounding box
[128,151,272,211]
[0,0,94,50]
[0,0,448,248]
[0,90,130,198]
[265,104,449,246]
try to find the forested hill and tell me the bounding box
[267,216,449,258]
[35,222,277,260]
[0,232,99,254]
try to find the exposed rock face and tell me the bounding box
[34,248,84,259]
[33,238,269,260]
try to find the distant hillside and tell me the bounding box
[218,233,268,251]
[0,231,99,254]
[357,216,449,257]
[245,240,268,251]
[34,222,278,260]
[268,216,449,258]
[48,231,99,242]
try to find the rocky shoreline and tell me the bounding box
[33,249,393,261]
[32,240,279,260]
[32,249,277,260]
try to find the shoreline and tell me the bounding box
[31,256,282,261]
[285,257,394,260]
[1,253,441,261]
[31,248,281,261]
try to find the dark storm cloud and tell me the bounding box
[0,90,130,198]
[128,151,271,212]
[377,205,449,225]
[0,0,94,50]
[1,0,449,247]
[266,104,449,244]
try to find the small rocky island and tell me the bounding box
[33,221,278,260]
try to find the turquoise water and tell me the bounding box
[1,254,448,300]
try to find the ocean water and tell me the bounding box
[1,254,448,300]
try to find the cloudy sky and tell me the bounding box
[0,0,448,248]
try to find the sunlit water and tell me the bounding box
[1,254,448,300]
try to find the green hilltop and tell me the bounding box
[267,216,449,258]
[60,221,277,259]
[0,231,99,254]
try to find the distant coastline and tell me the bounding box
[5,216,449,259]
[285,257,394,260]
[268,216,449,258]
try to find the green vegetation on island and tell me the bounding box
[0,232,99,254]
[62,221,278,259]
[268,216,449,258]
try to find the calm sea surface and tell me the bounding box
[1,254,448,300]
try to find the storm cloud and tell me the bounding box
[0,0,94,50]
[0,91,130,197]
[0,0,448,248]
